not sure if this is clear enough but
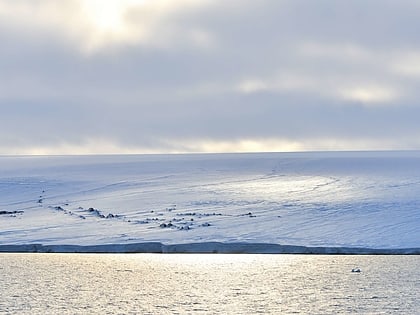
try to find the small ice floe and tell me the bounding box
[351,268,361,273]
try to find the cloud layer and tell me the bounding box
[1,0,420,154]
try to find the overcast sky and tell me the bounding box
[1,0,420,154]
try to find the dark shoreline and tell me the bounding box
[0,242,419,254]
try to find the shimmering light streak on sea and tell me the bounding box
[0,254,418,314]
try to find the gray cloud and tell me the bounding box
[1,0,420,154]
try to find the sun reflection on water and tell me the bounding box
[1,254,418,314]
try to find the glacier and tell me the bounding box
[0,151,419,253]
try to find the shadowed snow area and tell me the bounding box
[0,152,419,252]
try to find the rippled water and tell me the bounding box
[0,254,418,314]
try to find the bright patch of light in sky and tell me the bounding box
[82,0,130,35]
[78,0,152,52]
[338,86,399,104]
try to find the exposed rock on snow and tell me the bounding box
[0,210,24,215]
[85,207,122,220]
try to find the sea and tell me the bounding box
[0,253,418,314]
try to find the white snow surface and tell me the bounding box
[1,152,419,250]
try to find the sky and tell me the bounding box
[1,0,420,154]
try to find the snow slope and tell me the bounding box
[1,152,419,251]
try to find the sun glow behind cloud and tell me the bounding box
[76,0,214,53]
[82,0,133,33]
[0,0,213,54]
[76,0,157,52]
[79,0,135,47]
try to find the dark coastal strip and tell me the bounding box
[0,242,419,254]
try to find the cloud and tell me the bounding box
[0,1,420,154]
[234,40,420,106]
[337,86,399,104]
[0,0,215,54]
[392,52,420,77]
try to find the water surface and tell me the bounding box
[0,254,418,314]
